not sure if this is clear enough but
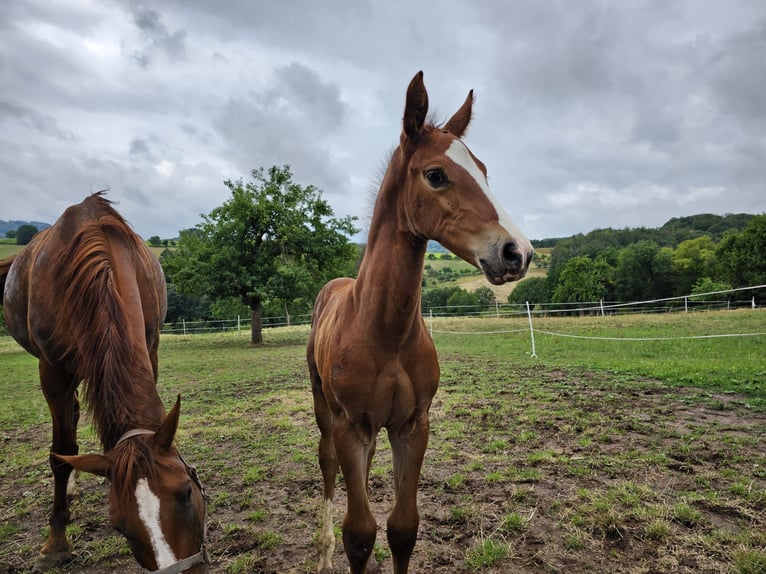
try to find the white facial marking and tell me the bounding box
[444,139,532,254]
[135,478,178,568]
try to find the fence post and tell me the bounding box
[753,296,757,309]
[496,301,499,318]
[684,296,688,314]
[237,315,241,336]
[525,301,537,358]
[429,309,433,336]
[600,299,605,317]
[182,318,187,337]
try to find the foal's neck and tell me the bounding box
[354,166,428,340]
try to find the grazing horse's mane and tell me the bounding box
[48,194,160,449]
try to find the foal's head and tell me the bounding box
[394,71,533,284]
[58,398,208,573]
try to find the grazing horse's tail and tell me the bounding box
[0,255,17,301]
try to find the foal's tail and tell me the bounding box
[0,255,17,300]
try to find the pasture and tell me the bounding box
[1,310,764,573]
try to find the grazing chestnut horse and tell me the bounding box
[0,193,208,573]
[307,72,533,574]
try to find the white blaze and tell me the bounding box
[135,478,178,568]
[444,139,532,254]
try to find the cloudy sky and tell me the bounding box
[1,1,764,242]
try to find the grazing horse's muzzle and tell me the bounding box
[480,241,533,285]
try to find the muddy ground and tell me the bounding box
[1,363,764,573]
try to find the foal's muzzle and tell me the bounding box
[481,241,533,284]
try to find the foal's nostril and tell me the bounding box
[502,241,524,272]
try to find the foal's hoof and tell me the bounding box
[365,555,382,574]
[33,551,75,573]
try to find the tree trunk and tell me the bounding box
[250,301,263,345]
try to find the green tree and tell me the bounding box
[507,277,552,305]
[15,224,38,245]
[613,241,675,301]
[162,165,359,344]
[164,282,210,325]
[689,277,731,301]
[671,236,717,295]
[716,215,766,289]
[474,286,496,306]
[5,229,16,239]
[148,235,162,247]
[552,256,612,303]
[421,286,465,312]
[446,288,479,315]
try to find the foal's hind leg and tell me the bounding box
[387,413,430,574]
[36,362,80,572]
[311,374,340,573]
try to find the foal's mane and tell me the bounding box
[49,194,159,449]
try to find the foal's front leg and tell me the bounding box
[334,416,377,574]
[387,413,430,574]
[37,362,80,571]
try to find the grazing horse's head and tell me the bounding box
[57,398,208,573]
[395,71,533,284]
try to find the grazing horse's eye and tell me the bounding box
[180,483,194,507]
[424,169,448,188]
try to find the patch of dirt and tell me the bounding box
[1,364,764,573]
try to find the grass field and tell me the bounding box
[0,310,764,573]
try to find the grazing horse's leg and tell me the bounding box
[311,374,340,574]
[387,413,430,574]
[36,361,80,571]
[334,416,377,574]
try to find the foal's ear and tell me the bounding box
[402,70,429,140]
[154,395,181,451]
[444,90,474,138]
[54,453,112,478]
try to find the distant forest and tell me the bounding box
[532,213,754,248]
[0,220,50,237]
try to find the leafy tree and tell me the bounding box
[209,296,250,321]
[474,286,496,306]
[614,241,657,301]
[672,236,717,295]
[689,277,731,301]
[421,286,465,311]
[552,256,612,303]
[5,229,16,239]
[165,283,210,325]
[148,235,162,247]
[162,165,358,344]
[507,277,552,305]
[15,224,38,245]
[446,288,479,315]
[716,214,766,289]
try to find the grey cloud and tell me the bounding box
[0,101,76,142]
[213,62,350,196]
[129,138,153,158]
[128,4,187,68]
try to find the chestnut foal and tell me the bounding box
[308,72,533,573]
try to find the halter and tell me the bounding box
[115,429,211,574]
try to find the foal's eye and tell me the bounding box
[425,169,448,188]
